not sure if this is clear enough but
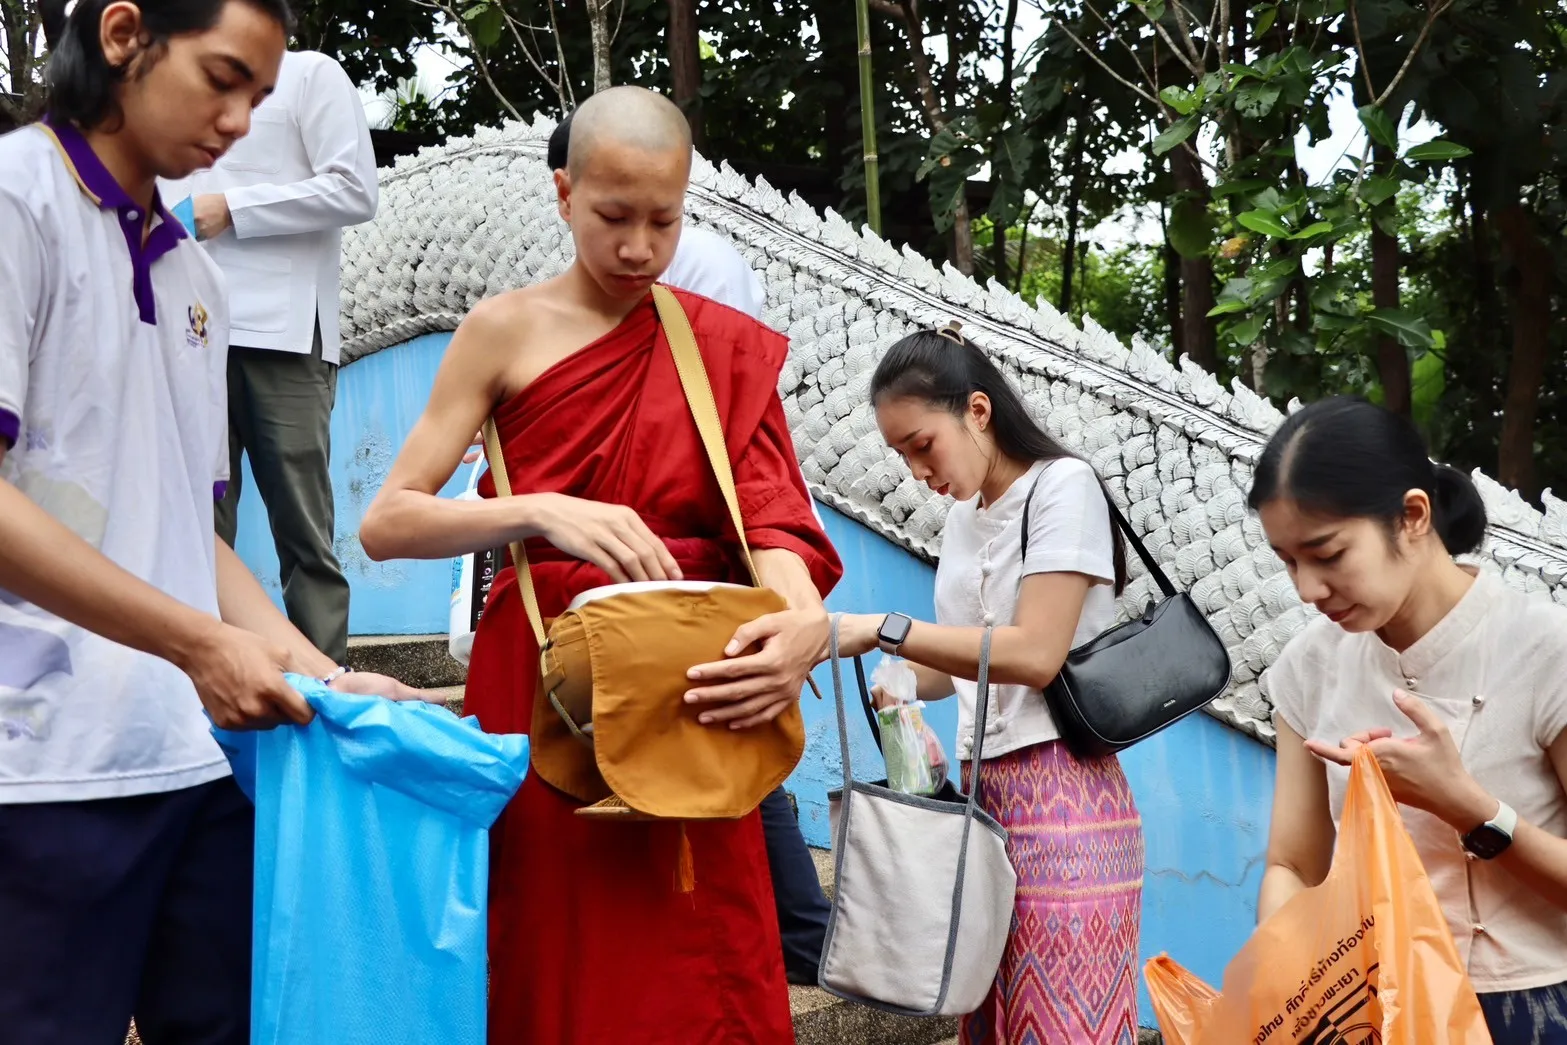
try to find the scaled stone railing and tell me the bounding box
[340,117,1567,745]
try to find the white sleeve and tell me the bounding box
[1263,633,1313,739]
[0,189,46,449]
[1020,458,1116,584]
[226,57,379,239]
[206,268,233,497]
[740,263,766,320]
[666,227,764,318]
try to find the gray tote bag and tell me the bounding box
[818,618,1017,1017]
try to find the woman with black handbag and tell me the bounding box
[834,324,1144,1045]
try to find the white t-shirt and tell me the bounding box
[1266,571,1567,993]
[664,227,765,320]
[934,457,1118,761]
[0,120,233,803]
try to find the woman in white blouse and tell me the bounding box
[1255,397,1567,1043]
[835,324,1143,1045]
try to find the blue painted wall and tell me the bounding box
[234,337,1276,1019]
[233,333,466,635]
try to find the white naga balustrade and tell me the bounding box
[339,117,1567,746]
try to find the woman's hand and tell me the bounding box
[1305,689,1497,830]
[830,613,884,661]
[684,607,830,730]
[869,684,899,711]
[525,493,683,583]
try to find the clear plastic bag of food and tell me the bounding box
[871,658,949,795]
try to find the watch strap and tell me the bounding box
[1489,800,1518,839]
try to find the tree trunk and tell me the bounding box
[667,0,702,147]
[1058,111,1088,314]
[950,199,976,275]
[1495,203,1552,497]
[1370,146,1409,416]
[990,225,1009,288]
[814,0,856,193]
[1469,197,1501,364]
[1163,229,1183,361]
[1169,144,1218,372]
[587,0,613,93]
[2,0,40,122]
[875,0,973,273]
[1013,212,1032,294]
[986,0,1020,289]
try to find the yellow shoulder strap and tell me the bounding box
[482,418,547,647]
[481,286,761,649]
[650,284,760,586]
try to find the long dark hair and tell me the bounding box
[1247,396,1487,555]
[871,326,1129,593]
[41,0,294,131]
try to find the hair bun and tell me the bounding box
[1431,463,1487,555]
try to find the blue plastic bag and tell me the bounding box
[214,676,528,1045]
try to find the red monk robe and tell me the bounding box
[464,287,843,1045]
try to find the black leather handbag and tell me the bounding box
[1022,470,1232,759]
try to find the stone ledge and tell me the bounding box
[790,985,957,1045]
[346,634,467,690]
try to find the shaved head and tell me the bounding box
[566,86,692,180]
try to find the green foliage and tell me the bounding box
[287,0,1566,497]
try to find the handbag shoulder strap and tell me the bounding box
[481,287,761,648]
[482,419,548,647]
[1020,459,1177,598]
[650,284,760,586]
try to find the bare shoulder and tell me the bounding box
[452,286,547,358]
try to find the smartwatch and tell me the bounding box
[1460,800,1517,860]
[876,612,913,656]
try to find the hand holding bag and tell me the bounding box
[1145,747,1494,1045]
[1022,470,1232,758]
[481,285,805,824]
[819,618,1017,1017]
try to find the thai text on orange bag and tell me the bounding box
[1145,747,1493,1045]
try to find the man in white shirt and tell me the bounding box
[166,48,378,664]
[1,2,418,1040]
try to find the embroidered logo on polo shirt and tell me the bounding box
[187,302,209,349]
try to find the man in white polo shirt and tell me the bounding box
[164,47,378,666]
[0,1,416,1039]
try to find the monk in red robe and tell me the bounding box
[360,86,842,1044]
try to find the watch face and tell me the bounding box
[1463,824,1511,860]
[879,612,913,646]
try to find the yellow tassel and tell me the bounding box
[676,823,696,894]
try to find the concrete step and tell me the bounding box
[791,984,956,1045]
[346,633,466,690]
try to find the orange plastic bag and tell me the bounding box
[1145,748,1493,1045]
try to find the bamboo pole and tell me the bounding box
[853,0,882,236]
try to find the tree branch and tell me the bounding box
[1164,0,1207,73]
[1083,0,1164,92]
[1349,0,1376,97]
[872,0,946,129]
[1374,0,1452,107]
[543,0,576,109]
[1055,19,1163,110]
[413,0,523,120]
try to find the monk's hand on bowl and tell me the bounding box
[685,607,830,730]
[527,493,683,583]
